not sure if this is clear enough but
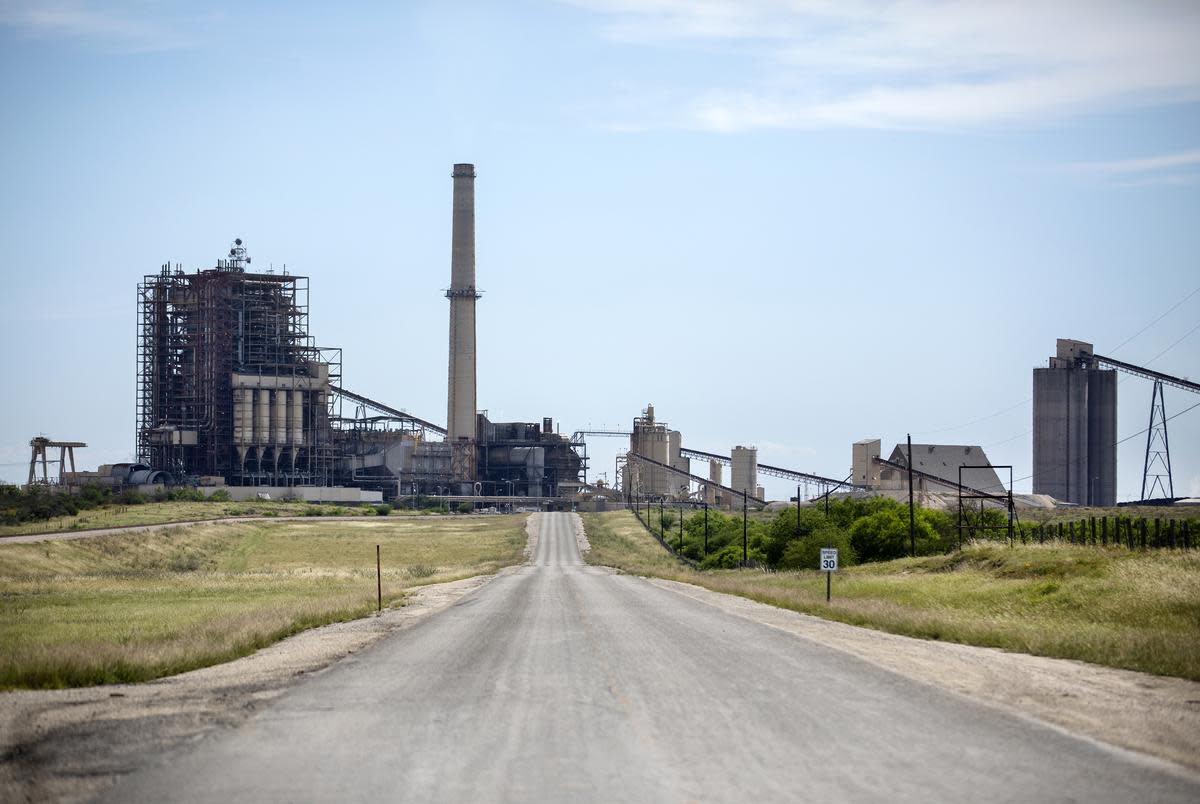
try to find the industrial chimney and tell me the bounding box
[446,163,480,485]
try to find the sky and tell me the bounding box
[1,0,1198,502]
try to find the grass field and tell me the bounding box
[0,515,527,689]
[582,510,1200,681]
[0,499,397,538]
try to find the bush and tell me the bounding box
[778,526,857,570]
[208,489,231,502]
[457,502,473,514]
[849,507,946,562]
[373,504,392,517]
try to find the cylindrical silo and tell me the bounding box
[233,388,252,445]
[273,390,287,445]
[256,389,270,445]
[290,390,304,446]
[731,445,758,500]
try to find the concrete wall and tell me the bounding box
[196,485,382,502]
[1086,369,1118,506]
[1033,367,1116,506]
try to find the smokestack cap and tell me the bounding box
[453,163,476,178]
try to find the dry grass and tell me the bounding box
[0,515,528,688]
[0,499,397,537]
[582,510,1200,681]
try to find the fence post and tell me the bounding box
[1101,516,1107,546]
[1090,517,1096,545]
[1154,518,1161,549]
[1141,519,1148,549]
[1168,519,1176,550]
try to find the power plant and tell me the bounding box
[130,164,579,503]
[18,166,1197,510]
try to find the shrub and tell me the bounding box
[406,564,437,578]
[457,502,473,514]
[778,526,857,570]
[374,504,392,517]
[208,489,231,502]
[849,507,944,562]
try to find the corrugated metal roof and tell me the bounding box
[886,444,1006,494]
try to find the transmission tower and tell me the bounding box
[1141,380,1173,500]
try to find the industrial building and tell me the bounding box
[129,164,581,503]
[623,405,682,498]
[1032,339,1117,506]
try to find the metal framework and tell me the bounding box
[957,464,1014,547]
[570,430,633,486]
[332,386,446,438]
[1092,353,1198,502]
[1141,380,1173,500]
[679,446,857,499]
[136,243,340,485]
[626,452,767,505]
[27,437,86,485]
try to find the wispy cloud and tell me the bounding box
[566,0,1200,131]
[0,1,208,52]
[1067,148,1200,186]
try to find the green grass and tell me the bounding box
[0,515,528,689]
[582,510,1200,681]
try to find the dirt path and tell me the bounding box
[648,577,1200,773]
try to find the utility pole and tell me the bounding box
[742,492,748,565]
[907,433,916,557]
[704,502,709,555]
[796,484,802,539]
[678,504,684,552]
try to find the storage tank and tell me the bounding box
[256,389,270,445]
[233,388,253,445]
[290,390,304,446]
[731,445,758,500]
[273,390,287,444]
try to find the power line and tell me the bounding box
[913,397,1031,436]
[984,430,1031,449]
[1109,284,1200,354]
[1143,320,1200,367]
[995,398,1200,494]
[1114,399,1200,446]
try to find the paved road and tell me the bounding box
[105,513,1198,803]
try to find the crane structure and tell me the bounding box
[27,437,87,486]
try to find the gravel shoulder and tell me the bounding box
[647,576,1200,772]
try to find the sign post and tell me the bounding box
[820,548,838,602]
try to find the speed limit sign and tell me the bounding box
[820,548,839,572]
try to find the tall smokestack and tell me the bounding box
[446,163,479,482]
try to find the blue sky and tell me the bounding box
[1,0,1198,501]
